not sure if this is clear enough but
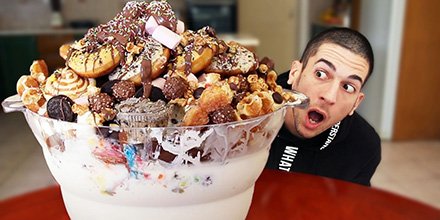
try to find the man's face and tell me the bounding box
[287,43,369,138]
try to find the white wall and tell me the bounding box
[357,0,406,139]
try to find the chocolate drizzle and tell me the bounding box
[184,39,194,76]
[146,1,177,32]
[141,59,153,98]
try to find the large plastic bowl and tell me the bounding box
[2,94,293,220]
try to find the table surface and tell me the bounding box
[1,169,439,220]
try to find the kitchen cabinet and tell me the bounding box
[0,36,38,100]
[0,29,86,100]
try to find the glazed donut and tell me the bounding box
[109,37,170,85]
[67,44,121,78]
[43,68,95,100]
[205,41,258,76]
[173,28,219,75]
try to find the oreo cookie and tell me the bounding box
[47,95,76,122]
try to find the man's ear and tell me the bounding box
[349,92,365,116]
[287,60,302,85]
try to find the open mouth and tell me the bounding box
[308,110,324,124]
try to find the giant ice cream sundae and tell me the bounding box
[2,1,308,219]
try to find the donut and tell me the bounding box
[204,41,258,76]
[67,44,122,78]
[172,27,219,75]
[109,37,170,85]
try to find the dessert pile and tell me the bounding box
[16,0,294,128]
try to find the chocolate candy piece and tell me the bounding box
[232,92,247,108]
[112,80,136,101]
[193,87,205,99]
[149,86,166,102]
[47,95,76,122]
[89,93,114,113]
[163,76,189,100]
[134,86,166,102]
[101,80,120,96]
[272,92,283,104]
[209,104,237,124]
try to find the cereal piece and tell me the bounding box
[125,42,143,55]
[247,74,269,92]
[21,88,46,113]
[29,60,49,83]
[236,93,263,119]
[266,70,278,90]
[228,75,249,92]
[16,75,39,96]
[47,95,76,122]
[260,57,275,70]
[258,64,269,74]
[236,91,274,119]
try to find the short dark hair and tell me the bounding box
[300,27,374,84]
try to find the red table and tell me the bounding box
[1,169,439,220]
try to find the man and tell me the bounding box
[266,27,381,186]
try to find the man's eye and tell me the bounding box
[315,70,328,79]
[343,84,356,93]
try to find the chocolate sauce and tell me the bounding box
[147,1,177,32]
[141,59,153,98]
[184,40,194,75]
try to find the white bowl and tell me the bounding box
[3,94,287,220]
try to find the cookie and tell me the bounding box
[47,95,76,122]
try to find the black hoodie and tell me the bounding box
[265,72,381,186]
